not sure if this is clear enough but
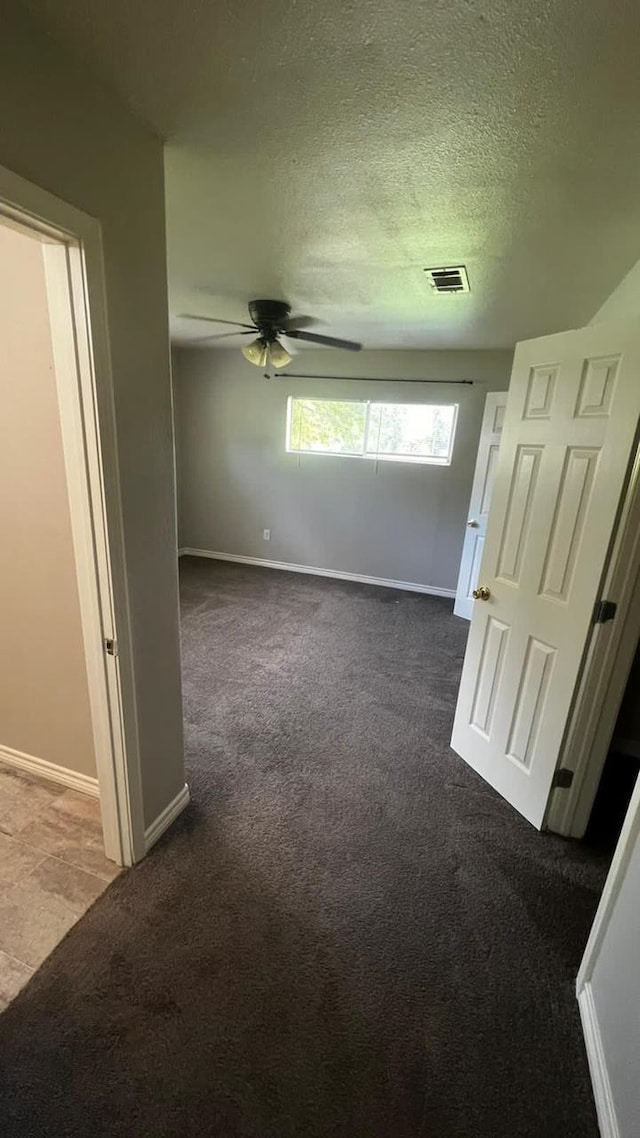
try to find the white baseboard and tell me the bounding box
[0,743,99,797]
[578,983,620,1138]
[144,783,190,853]
[179,548,455,599]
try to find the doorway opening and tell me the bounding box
[574,625,640,860]
[0,169,144,1006]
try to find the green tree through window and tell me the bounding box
[287,398,457,464]
[289,399,366,455]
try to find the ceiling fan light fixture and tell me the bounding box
[268,340,292,368]
[242,337,268,367]
[184,300,362,365]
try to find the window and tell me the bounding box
[286,397,458,465]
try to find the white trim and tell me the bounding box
[144,783,190,853]
[0,165,144,866]
[0,743,99,798]
[576,747,640,1138]
[578,774,640,992]
[179,549,456,598]
[576,768,640,1138]
[577,984,621,1138]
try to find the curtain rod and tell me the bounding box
[270,372,475,385]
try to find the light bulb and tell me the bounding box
[268,340,292,368]
[242,338,268,367]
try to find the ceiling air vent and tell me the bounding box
[424,265,470,294]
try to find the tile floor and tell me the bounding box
[0,760,120,1012]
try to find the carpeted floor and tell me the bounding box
[0,556,610,1137]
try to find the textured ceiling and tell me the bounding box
[16,0,640,349]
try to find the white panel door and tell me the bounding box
[454,392,507,620]
[451,323,640,828]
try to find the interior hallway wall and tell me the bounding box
[0,9,185,827]
[173,348,513,592]
[0,223,95,778]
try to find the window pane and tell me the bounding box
[288,398,366,455]
[365,403,456,461]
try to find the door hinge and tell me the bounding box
[593,599,617,624]
[104,637,119,657]
[552,767,574,790]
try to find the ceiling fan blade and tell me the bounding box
[179,313,256,330]
[193,330,257,342]
[286,329,362,351]
[282,315,317,332]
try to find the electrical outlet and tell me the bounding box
[263,529,271,541]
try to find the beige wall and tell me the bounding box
[173,347,514,591]
[0,10,185,827]
[0,224,96,777]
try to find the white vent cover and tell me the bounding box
[424,265,470,293]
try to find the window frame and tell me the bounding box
[285,395,459,466]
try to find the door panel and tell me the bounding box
[495,446,542,583]
[454,392,507,620]
[524,364,557,418]
[470,617,509,735]
[451,325,640,828]
[479,444,500,514]
[540,448,598,600]
[505,636,555,768]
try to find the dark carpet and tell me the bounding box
[0,556,610,1137]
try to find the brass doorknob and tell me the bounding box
[472,586,491,601]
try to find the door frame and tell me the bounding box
[576,765,640,1137]
[546,433,640,838]
[0,163,145,865]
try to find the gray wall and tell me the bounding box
[0,11,185,827]
[173,348,513,592]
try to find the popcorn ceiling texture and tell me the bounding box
[18,0,640,347]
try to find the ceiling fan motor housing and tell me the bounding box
[249,299,291,340]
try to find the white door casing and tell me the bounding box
[451,323,640,829]
[454,392,507,620]
[0,164,146,864]
[577,772,640,1138]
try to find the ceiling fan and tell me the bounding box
[179,299,362,368]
